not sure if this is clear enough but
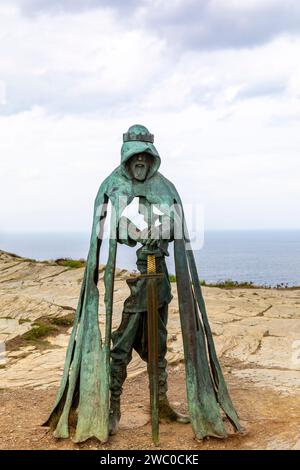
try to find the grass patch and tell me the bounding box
[18,318,31,324]
[0,250,19,258]
[50,314,74,327]
[204,280,300,289]
[167,275,292,289]
[55,258,86,269]
[207,279,260,289]
[16,315,74,347]
[23,322,58,341]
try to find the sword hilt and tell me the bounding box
[147,254,156,274]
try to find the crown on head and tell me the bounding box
[123,124,154,144]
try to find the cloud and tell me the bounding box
[14,0,140,16]
[1,1,300,231]
[10,1,300,51]
[1,1,299,116]
[139,0,300,50]
[0,6,166,115]
[236,81,286,100]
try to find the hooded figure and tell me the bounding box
[44,124,241,443]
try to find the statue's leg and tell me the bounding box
[109,311,141,435]
[133,304,190,423]
[156,303,190,424]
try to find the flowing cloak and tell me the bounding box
[44,139,241,442]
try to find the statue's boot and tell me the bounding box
[109,364,126,436]
[157,364,190,424]
[108,396,121,436]
[158,395,190,423]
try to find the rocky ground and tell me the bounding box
[0,250,299,450]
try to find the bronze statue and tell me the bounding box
[44,124,241,444]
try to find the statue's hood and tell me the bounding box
[120,140,161,180]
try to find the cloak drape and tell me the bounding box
[44,138,241,442]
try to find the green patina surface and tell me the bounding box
[45,124,241,443]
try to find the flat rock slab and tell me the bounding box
[0,250,299,398]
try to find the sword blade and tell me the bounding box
[147,276,159,446]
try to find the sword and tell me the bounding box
[142,248,163,446]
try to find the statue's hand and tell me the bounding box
[139,225,160,249]
[145,238,159,249]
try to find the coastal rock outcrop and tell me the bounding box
[1,249,299,394]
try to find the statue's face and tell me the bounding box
[128,153,151,181]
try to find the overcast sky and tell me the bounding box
[1,0,300,232]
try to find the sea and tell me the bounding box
[0,230,299,287]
